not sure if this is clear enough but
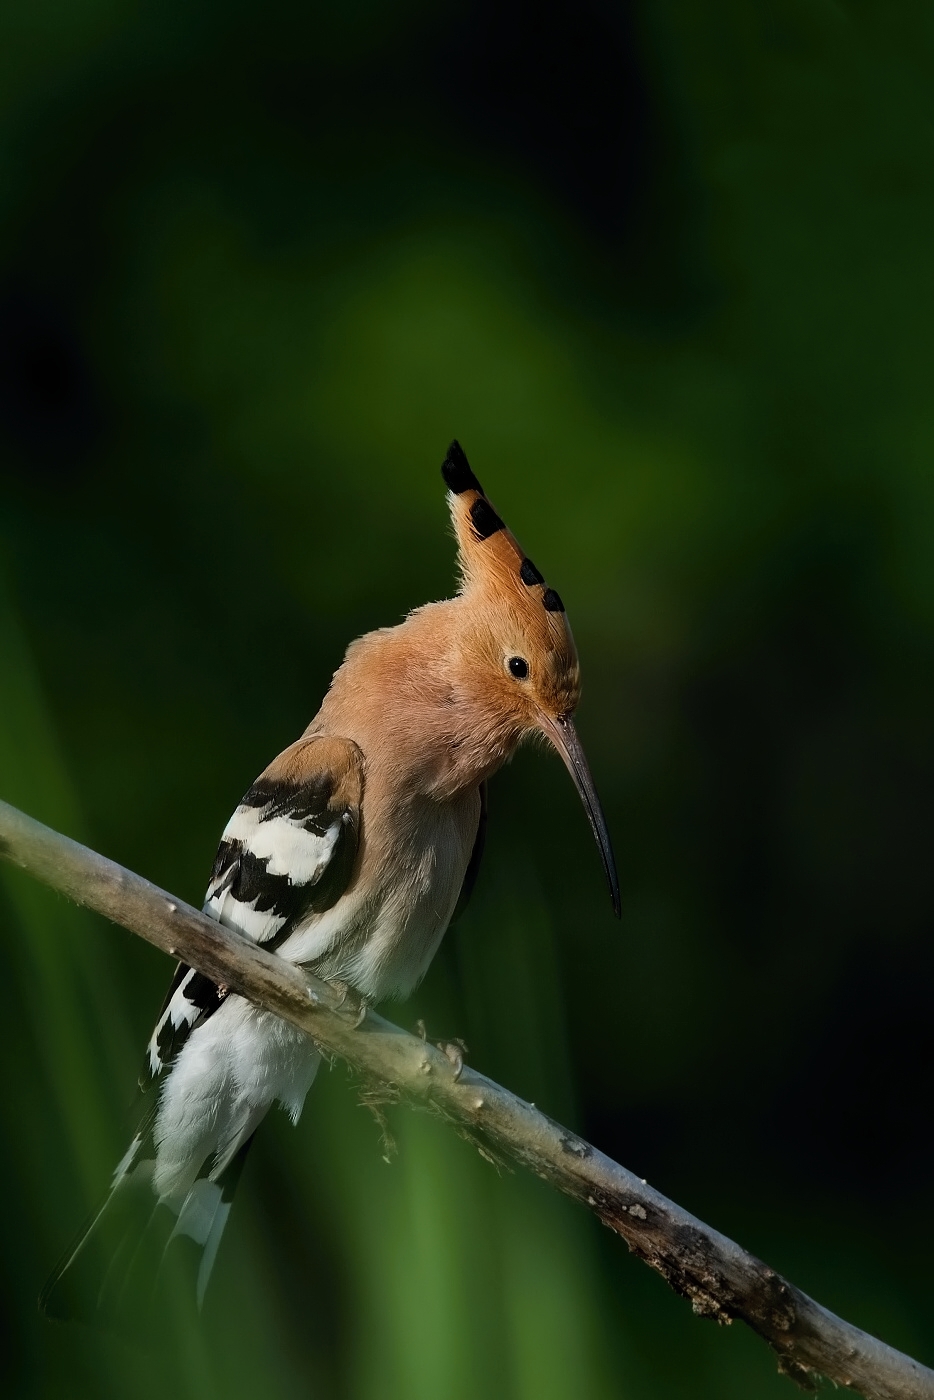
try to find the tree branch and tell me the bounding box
[0,797,930,1400]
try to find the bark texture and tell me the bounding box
[0,797,931,1400]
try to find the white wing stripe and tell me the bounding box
[220,806,342,884]
[246,815,341,881]
[205,890,288,944]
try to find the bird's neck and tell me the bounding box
[307,599,520,801]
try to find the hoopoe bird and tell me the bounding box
[42,442,619,1321]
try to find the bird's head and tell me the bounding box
[442,441,620,916]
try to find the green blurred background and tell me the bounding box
[1,1,932,1396]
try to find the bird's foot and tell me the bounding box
[330,980,369,1027]
[414,1020,469,1081]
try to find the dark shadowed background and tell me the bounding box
[1,2,932,1397]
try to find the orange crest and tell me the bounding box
[441,440,578,667]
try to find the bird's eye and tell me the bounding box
[507,656,529,680]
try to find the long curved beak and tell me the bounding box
[540,713,621,918]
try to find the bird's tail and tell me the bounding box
[40,1106,254,1328]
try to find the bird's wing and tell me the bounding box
[41,737,362,1323]
[450,780,488,925]
[144,734,364,1081]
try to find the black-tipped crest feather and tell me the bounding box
[469,497,505,541]
[442,442,570,622]
[441,440,484,496]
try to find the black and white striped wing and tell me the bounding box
[204,775,356,944]
[145,748,361,1081]
[42,737,363,1323]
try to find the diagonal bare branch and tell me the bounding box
[0,795,931,1400]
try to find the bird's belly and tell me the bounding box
[153,995,320,1199]
[342,853,460,1000]
[279,794,478,1001]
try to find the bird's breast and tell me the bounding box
[278,786,481,1001]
